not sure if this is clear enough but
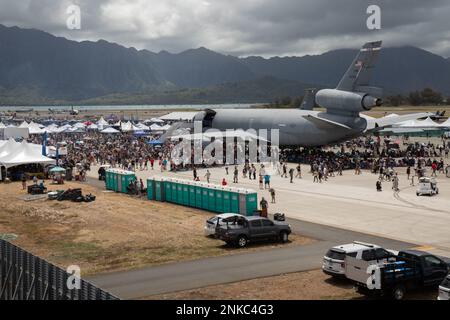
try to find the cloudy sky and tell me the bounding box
[1,0,449,57]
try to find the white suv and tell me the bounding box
[322,241,396,278]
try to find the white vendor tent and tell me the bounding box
[101,127,120,134]
[0,140,56,179]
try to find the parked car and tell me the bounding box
[322,241,396,278]
[346,249,450,300]
[438,275,450,300]
[416,177,439,196]
[216,216,291,248]
[204,213,245,236]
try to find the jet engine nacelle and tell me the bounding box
[315,89,382,113]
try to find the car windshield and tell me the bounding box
[326,249,346,261]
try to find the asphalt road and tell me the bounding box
[87,218,414,299]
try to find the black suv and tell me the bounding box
[216,216,291,248]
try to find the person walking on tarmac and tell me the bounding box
[205,170,211,183]
[233,166,239,183]
[289,168,295,183]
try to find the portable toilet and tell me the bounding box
[105,170,111,190]
[147,178,155,200]
[208,186,216,212]
[222,187,231,213]
[113,171,119,192]
[238,189,258,216]
[188,182,196,207]
[170,179,178,204]
[176,181,183,205]
[195,182,203,208]
[155,178,165,201]
[215,187,224,213]
[201,184,209,210]
[182,182,190,206]
[164,178,172,203]
[229,188,240,213]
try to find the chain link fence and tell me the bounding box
[0,239,119,300]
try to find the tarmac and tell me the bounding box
[89,162,450,258]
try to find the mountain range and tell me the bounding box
[0,24,450,105]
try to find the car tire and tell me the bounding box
[392,285,406,300]
[279,231,289,243]
[416,192,420,196]
[236,235,248,248]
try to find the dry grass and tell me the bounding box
[0,181,313,276]
[147,269,438,300]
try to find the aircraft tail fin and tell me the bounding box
[299,88,317,110]
[336,41,382,92]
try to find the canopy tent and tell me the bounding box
[18,121,29,128]
[149,124,163,131]
[0,122,6,129]
[439,118,450,128]
[101,127,120,134]
[87,123,99,130]
[399,117,439,128]
[150,118,165,123]
[0,140,56,179]
[136,123,150,131]
[73,122,86,128]
[97,117,109,126]
[0,138,20,158]
[160,124,172,131]
[147,140,163,145]
[49,166,66,173]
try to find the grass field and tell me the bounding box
[0,181,313,276]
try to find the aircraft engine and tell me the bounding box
[315,89,382,113]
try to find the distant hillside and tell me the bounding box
[1,24,450,105]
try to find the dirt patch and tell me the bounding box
[147,269,438,300]
[0,181,314,276]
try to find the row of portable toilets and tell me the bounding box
[104,169,258,216]
[105,169,137,193]
[147,177,258,216]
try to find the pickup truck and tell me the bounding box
[346,249,450,300]
[216,216,291,248]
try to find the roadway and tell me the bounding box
[87,218,413,299]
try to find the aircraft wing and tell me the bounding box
[302,114,351,130]
[364,112,433,132]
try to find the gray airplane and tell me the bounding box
[171,41,429,147]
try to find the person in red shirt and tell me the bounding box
[221,178,228,186]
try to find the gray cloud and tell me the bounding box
[0,0,449,57]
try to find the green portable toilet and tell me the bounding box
[113,171,119,192]
[165,178,173,203]
[155,178,165,201]
[201,185,209,210]
[182,183,189,206]
[171,179,178,204]
[177,182,183,205]
[229,188,240,213]
[222,188,231,213]
[238,189,258,216]
[245,191,258,216]
[195,183,203,208]
[188,183,196,207]
[147,178,155,200]
[208,186,216,212]
[105,171,110,190]
[215,187,224,213]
